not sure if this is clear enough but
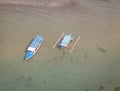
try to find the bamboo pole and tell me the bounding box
[69,36,80,53]
[52,32,64,48]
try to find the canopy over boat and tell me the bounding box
[27,35,43,52]
[60,34,72,47]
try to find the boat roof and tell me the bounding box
[28,35,43,51]
[60,34,72,46]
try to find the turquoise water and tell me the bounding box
[0,1,120,91]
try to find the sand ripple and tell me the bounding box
[0,0,74,7]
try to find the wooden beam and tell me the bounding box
[69,36,80,53]
[52,32,64,48]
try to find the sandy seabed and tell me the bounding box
[0,0,120,91]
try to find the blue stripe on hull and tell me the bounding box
[25,51,34,60]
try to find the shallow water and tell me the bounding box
[0,0,120,91]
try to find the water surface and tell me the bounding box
[0,0,120,91]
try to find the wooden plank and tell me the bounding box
[52,32,64,48]
[69,36,80,53]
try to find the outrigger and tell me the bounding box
[25,35,43,60]
[53,32,80,53]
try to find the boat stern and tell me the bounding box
[25,51,34,60]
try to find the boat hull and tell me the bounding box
[25,35,43,61]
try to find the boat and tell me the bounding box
[53,32,80,53]
[25,35,43,60]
